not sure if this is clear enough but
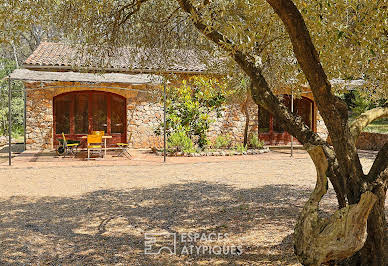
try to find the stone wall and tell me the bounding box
[126,100,258,148]
[316,112,329,140]
[26,86,323,150]
[26,89,54,150]
[356,132,388,151]
[127,100,164,148]
[208,104,258,144]
[0,136,7,147]
[25,89,261,150]
[314,114,387,151]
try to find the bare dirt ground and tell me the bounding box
[0,149,386,265]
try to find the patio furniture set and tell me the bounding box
[56,131,131,159]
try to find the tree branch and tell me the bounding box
[350,107,388,142]
[110,0,149,34]
[367,143,388,183]
[265,0,364,198]
[177,0,351,208]
[177,0,325,147]
[265,0,334,101]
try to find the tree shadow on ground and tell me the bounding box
[0,182,385,265]
[0,144,25,164]
[0,143,24,154]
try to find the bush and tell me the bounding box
[167,130,195,153]
[212,135,232,149]
[249,133,264,149]
[235,143,247,153]
[155,77,230,149]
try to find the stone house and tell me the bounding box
[20,42,318,150]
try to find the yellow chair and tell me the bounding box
[92,131,105,136]
[87,134,103,159]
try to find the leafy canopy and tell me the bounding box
[1,0,386,100]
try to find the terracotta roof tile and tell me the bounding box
[24,42,219,74]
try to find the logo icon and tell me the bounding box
[144,232,177,255]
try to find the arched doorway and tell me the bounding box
[258,95,314,145]
[53,91,126,146]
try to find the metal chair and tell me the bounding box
[116,143,132,159]
[56,132,80,157]
[115,133,132,159]
[87,134,103,159]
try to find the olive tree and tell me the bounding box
[173,1,387,264]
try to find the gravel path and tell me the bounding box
[0,150,385,265]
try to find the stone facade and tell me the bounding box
[356,132,388,151]
[26,89,54,150]
[316,112,329,140]
[126,101,259,148]
[127,100,164,148]
[208,104,258,143]
[25,84,318,150]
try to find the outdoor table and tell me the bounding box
[81,135,112,157]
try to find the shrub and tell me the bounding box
[213,135,232,149]
[235,143,247,153]
[249,133,264,149]
[167,130,195,153]
[156,77,230,148]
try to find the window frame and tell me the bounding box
[53,91,127,137]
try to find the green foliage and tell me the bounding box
[156,76,229,148]
[342,90,386,119]
[234,143,247,153]
[351,92,373,117]
[212,134,232,149]
[3,0,386,98]
[248,133,264,149]
[0,58,24,136]
[297,1,387,99]
[167,128,195,153]
[363,119,388,134]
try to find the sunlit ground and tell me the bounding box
[0,150,386,265]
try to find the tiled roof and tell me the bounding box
[24,42,219,74]
[10,69,163,85]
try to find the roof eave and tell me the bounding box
[22,64,223,76]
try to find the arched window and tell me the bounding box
[54,91,126,145]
